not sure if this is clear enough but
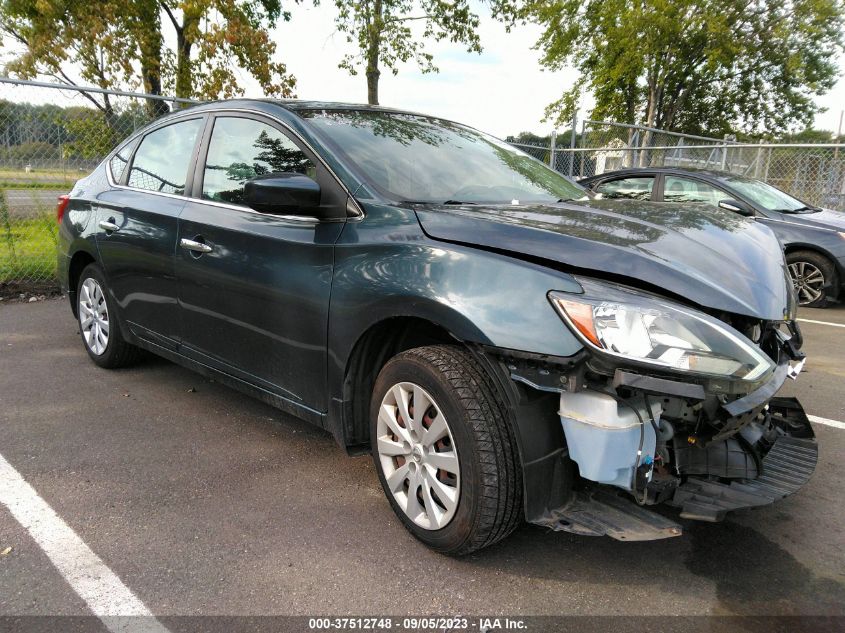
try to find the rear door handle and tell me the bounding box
[180,238,213,254]
[99,220,119,232]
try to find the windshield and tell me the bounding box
[300,110,587,204]
[719,176,817,213]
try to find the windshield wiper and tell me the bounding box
[776,205,820,214]
[401,199,475,206]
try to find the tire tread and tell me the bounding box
[395,345,523,555]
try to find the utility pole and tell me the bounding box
[568,110,577,177]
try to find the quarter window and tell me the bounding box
[595,176,654,200]
[109,144,132,183]
[664,176,723,205]
[201,117,316,206]
[127,118,203,194]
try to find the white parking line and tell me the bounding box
[798,318,845,328]
[0,452,171,633]
[808,415,845,430]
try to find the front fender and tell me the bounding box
[327,204,585,388]
[762,218,845,262]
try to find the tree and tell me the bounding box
[1,1,142,118]
[495,0,845,137]
[158,0,297,100]
[1,0,298,117]
[325,0,483,105]
[776,128,836,143]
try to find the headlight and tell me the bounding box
[549,280,775,381]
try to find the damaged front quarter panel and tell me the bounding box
[495,280,817,542]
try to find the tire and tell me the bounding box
[370,345,522,555]
[786,250,837,308]
[76,263,142,368]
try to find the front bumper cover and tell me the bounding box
[534,398,817,540]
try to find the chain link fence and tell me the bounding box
[0,78,193,295]
[3,78,845,294]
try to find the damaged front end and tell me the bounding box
[505,278,817,541]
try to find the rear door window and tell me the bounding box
[663,176,723,205]
[594,176,655,200]
[200,116,316,206]
[128,118,203,195]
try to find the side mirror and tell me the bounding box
[244,173,321,216]
[718,198,754,217]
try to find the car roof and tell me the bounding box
[184,98,436,119]
[580,166,736,183]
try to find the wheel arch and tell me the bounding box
[783,242,845,282]
[783,241,837,260]
[783,243,842,296]
[67,249,98,317]
[333,314,464,452]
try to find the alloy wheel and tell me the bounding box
[376,382,460,530]
[79,278,109,355]
[788,261,826,306]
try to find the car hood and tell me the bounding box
[775,208,845,231]
[414,199,791,321]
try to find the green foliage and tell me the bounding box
[62,115,118,160]
[4,142,59,162]
[0,200,57,284]
[496,0,845,137]
[776,128,837,143]
[505,130,581,147]
[325,0,483,104]
[0,100,152,171]
[0,0,298,107]
[161,0,297,100]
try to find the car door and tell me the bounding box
[592,175,657,201]
[176,113,347,413]
[95,116,205,349]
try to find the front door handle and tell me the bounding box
[180,238,213,254]
[99,219,119,232]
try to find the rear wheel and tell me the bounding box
[370,345,522,555]
[77,263,142,368]
[786,250,837,308]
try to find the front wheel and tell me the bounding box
[370,345,522,555]
[786,250,837,308]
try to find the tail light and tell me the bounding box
[56,194,70,224]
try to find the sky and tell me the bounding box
[239,2,588,138]
[246,2,845,139]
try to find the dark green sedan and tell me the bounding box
[57,100,816,553]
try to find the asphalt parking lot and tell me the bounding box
[1,298,844,628]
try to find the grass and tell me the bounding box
[0,191,58,284]
[0,180,76,190]
[0,166,79,189]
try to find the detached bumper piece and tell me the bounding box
[671,434,818,521]
[535,488,683,541]
[671,397,818,522]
